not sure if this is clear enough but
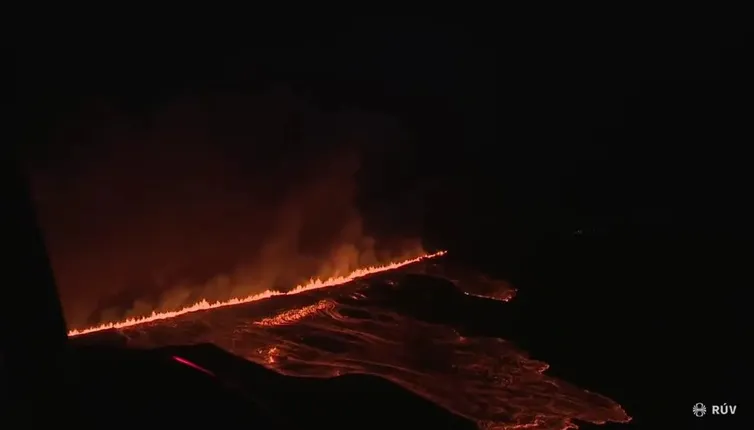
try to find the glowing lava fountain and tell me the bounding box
[68,251,447,337]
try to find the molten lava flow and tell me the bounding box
[255,300,335,327]
[68,251,446,337]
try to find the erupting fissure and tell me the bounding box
[68,251,447,337]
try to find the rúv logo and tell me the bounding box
[693,402,737,418]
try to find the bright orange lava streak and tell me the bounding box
[68,251,447,337]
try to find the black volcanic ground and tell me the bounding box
[71,260,630,429]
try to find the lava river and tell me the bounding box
[69,252,630,429]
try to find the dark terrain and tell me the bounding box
[450,223,748,429]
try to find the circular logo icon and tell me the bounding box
[692,403,707,417]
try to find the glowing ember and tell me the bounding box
[172,356,215,376]
[68,251,447,337]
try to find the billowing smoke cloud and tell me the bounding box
[27,86,424,330]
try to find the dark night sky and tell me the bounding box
[12,19,751,327]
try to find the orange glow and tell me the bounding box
[67,251,447,337]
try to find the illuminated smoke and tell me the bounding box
[26,86,424,330]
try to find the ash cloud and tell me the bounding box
[27,86,424,330]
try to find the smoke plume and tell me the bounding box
[27,86,424,330]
